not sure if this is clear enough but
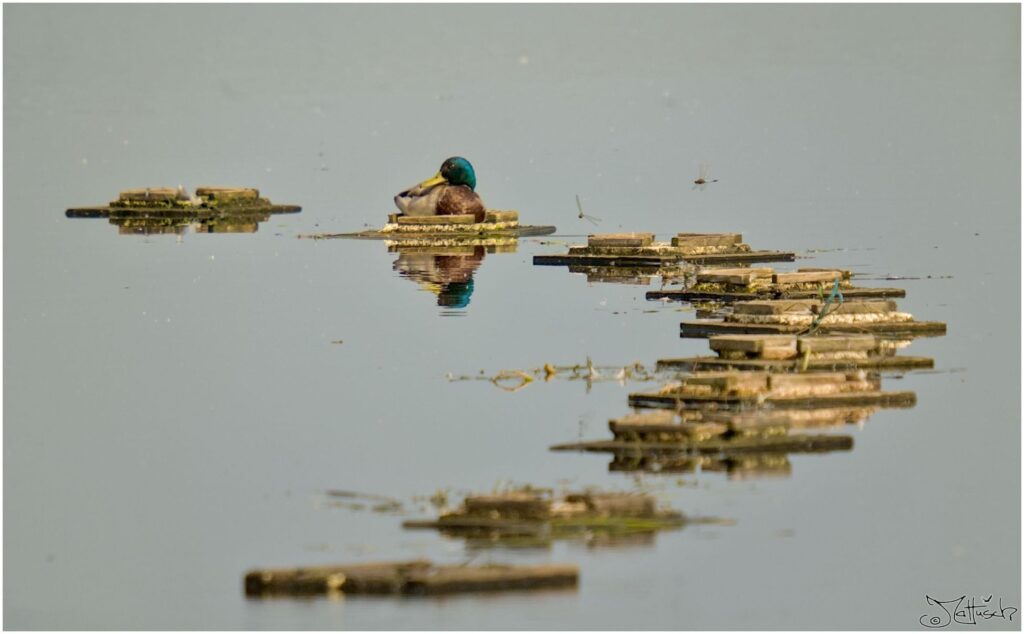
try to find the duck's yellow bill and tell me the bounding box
[418,172,447,188]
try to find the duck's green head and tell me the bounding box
[420,156,477,191]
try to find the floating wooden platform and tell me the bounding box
[534,232,795,267]
[628,370,916,410]
[679,299,946,339]
[658,334,933,372]
[552,408,862,472]
[244,559,578,597]
[67,186,301,218]
[303,210,556,240]
[403,490,687,545]
[647,267,905,302]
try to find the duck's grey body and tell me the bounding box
[394,182,445,216]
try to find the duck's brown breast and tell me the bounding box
[437,185,486,222]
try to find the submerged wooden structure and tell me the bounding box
[627,370,916,410]
[534,233,795,267]
[647,267,905,302]
[679,299,946,338]
[657,334,933,372]
[403,490,691,546]
[303,210,556,240]
[244,559,578,597]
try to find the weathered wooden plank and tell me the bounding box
[396,214,477,225]
[588,232,655,247]
[798,267,852,280]
[403,565,578,595]
[119,187,178,201]
[821,300,898,314]
[733,300,820,315]
[550,434,854,455]
[611,411,677,425]
[564,492,657,516]
[796,335,877,353]
[244,560,579,597]
[680,320,946,338]
[627,389,917,410]
[683,372,770,392]
[696,268,773,285]
[533,251,795,267]
[776,287,905,299]
[646,287,905,302]
[708,334,797,353]
[731,299,898,316]
[772,270,844,284]
[655,355,934,372]
[464,494,551,519]
[672,233,742,248]
[485,210,519,223]
[195,186,260,201]
[321,225,555,240]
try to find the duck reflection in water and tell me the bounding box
[392,245,486,311]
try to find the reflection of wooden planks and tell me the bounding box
[628,389,917,410]
[68,205,300,219]
[657,355,934,372]
[647,287,905,301]
[679,319,947,338]
[320,225,556,240]
[550,434,854,455]
[534,251,795,266]
[244,560,579,597]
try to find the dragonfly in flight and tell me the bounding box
[576,194,602,226]
[693,163,719,191]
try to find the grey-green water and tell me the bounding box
[4,4,1020,630]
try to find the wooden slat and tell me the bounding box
[550,434,854,455]
[588,232,655,247]
[627,389,918,410]
[708,334,797,353]
[696,267,773,285]
[772,270,845,284]
[823,300,897,314]
[532,251,795,266]
[680,319,947,338]
[485,210,519,223]
[672,233,742,247]
[655,355,934,372]
[245,560,578,596]
[119,187,178,201]
[194,186,260,201]
[733,300,820,315]
[396,214,477,225]
[796,335,877,353]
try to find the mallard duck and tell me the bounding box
[393,157,487,222]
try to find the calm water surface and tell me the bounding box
[4,4,1020,630]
